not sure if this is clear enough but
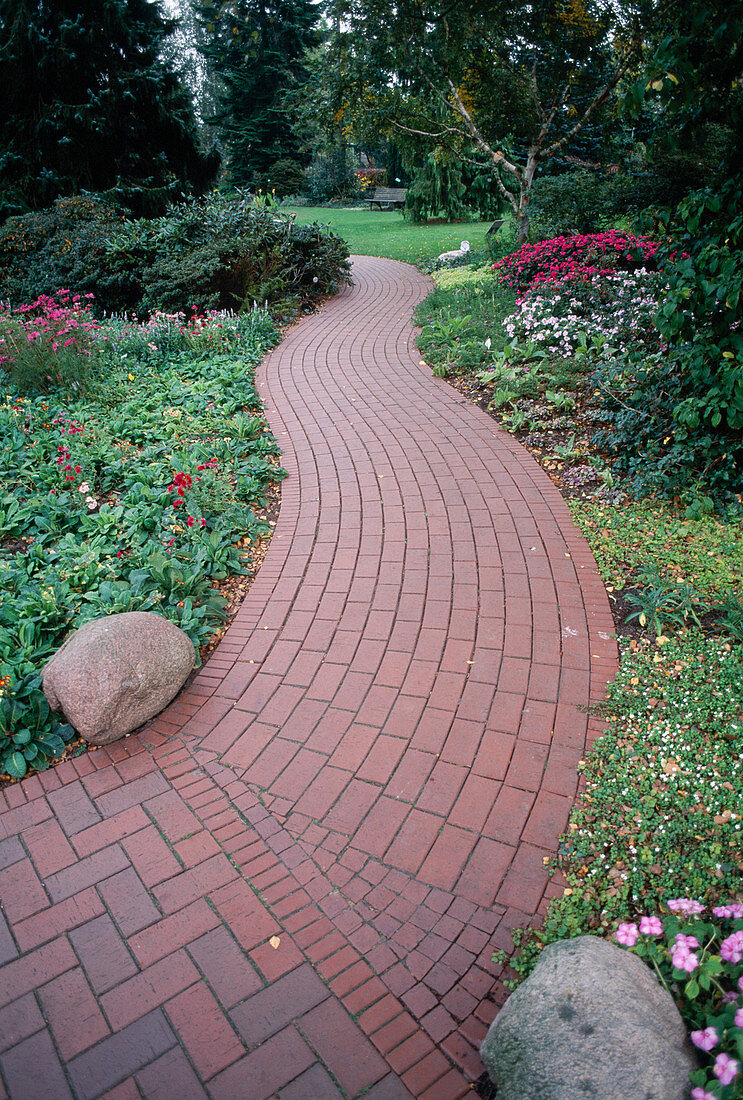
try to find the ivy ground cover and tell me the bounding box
[0,302,285,780]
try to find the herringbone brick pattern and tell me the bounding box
[0,256,616,1098]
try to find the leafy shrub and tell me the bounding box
[0,195,134,312]
[0,191,352,317]
[305,149,358,202]
[529,170,611,238]
[592,178,743,501]
[494,230,659,295]
[261,159,308,199]
[405,156,506,223]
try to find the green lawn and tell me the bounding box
[282,205,497,265]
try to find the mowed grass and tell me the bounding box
[282,205,495,265]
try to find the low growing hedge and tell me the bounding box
[0,191,352,317]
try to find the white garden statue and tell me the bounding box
[437,240,471,263]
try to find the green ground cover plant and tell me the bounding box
[0,304,285,780]
[283,205,494,265]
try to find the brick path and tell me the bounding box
[0,257,617,1099]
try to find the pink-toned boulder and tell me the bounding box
[42,612,195,745]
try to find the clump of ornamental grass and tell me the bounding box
[0,290,104,396]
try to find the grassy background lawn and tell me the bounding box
[282,205,496,264]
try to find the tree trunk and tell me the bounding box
[515,154,539,247]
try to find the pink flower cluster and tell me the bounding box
[721,930,743,964]
[493,230,659,297]
[0,290,101,367]
[671,932,700,973]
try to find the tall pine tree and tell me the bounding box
[0,0,218,216]
[196,0,318,185]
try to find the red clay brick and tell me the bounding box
[23,818,78,878]
[250,935,304,982]
[187,925,262,1008]
[208,1026,315,1100]
[0,859,48,923]
[298,998,388,1096]
[68,1009,176,1098]
[231,962,328,1048]
[144,789,202,843]
[45,844,130,903]
[386,1030,436,1075]
[370,1012,419,1056]
[0,937,77,1009]
[0,994,45,1054]
[136,1046,207,1099]
[384,809,442,874]
[121,826,181,887]
[402,1049,451,1094]
[100,950,199,1030]
[39,967,110,1059]
[72,806,150,859]
[153,853,236,914]
[165,982,244,1078]
[129,899,220,968]
[0,1028,73,1099]
[69,914,139,993]
[210,878,280,950]
[99,867,160,935]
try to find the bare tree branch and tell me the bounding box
[542,40,639,160]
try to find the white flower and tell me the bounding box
[78,482,90,494]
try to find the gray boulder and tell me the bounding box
[43,612,195,745]
[480,935,697,1100]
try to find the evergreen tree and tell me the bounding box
[195,0,319,185]
[0,0,218,217]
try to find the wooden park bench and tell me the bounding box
[369,187,408,210]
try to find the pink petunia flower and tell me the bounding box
[690,1027,718,1052]
[639,915,663,936]
[713,903,743,919]
[713,1053,739,1087]
[616,922,638,946]
[667,898,705,916]
[720,931,743,964]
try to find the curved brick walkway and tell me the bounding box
[0,257,616,1099]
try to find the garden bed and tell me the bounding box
[0,302,286,782]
